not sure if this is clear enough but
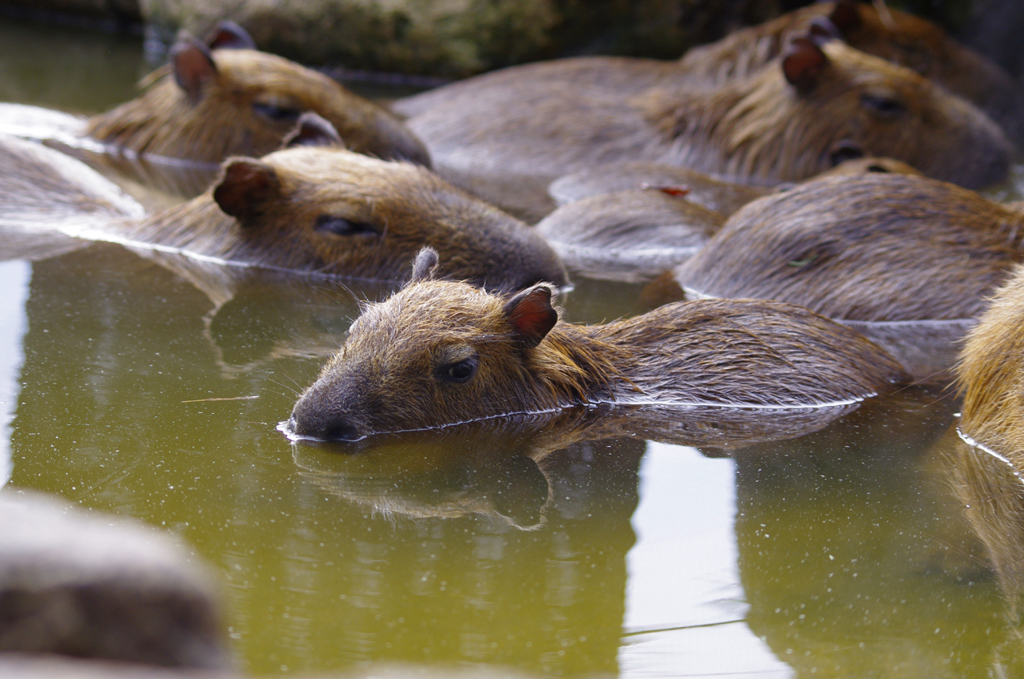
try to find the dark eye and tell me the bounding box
[438,356,477,384]
[860,93,906,117]
[252,102,302,122]
[314,215,378,237]
[829,140,864,167]
[866,163,889,173]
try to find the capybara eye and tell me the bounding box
[866,164,889,173]
[314,215,379,237]
[439,357,478,384]
[860,93,906,117]
[252,102,302,122]
[829,140,864,166]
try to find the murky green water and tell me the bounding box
[2,16,1024,678]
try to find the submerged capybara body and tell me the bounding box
[675,173,1024,322]
[127,143,566,289]
[287,249,907,441]
[85,28,430,166]
[399,36,1009,191]
[957,265,1024,462]
[678,0,1023,143]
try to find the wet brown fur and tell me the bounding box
[675,173,1024,322]
[400,39,1009,189]
[679,1,1023,143]
[85,48,430,166]
[289,272,908,439]
[128,146,566,289]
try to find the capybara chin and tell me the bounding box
[85,26,430,167]
[673,173,1024,323]
[287,248,907,442]
[401,35,1010,190]
[130,143,566,290]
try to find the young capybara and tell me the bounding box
[85,23,430,166]
[1,116,566,290]
[678,0,1024,144]
[673,173,1024,323]
[397,34,1010,191]
[286,248,908,441]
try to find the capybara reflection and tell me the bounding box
[288,248,907,441]
[674,173,1024,322]
[132,141,566,288]
[85,23,430,166]
[400,35,1009,190]
[679,0,1023,144]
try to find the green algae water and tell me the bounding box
[1,16,1023,678]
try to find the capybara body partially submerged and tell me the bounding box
[399,36,1010,191]
[128,144,566,288]
[85,25,430,166]
[674,173,1024,322]
[287,249,907,441]
[1,117,566,290]
[957,265,1024,463]
[678,0,1024,144]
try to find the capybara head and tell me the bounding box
[288,249,571,440]
[85,23,430,166]
[660,36,1012,189]
[139,125,566,289]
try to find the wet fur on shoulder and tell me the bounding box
[289,273,907,440]
[676,173,1024,321]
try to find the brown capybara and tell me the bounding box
[398,34,1010,192]
[1,116,566,291]
[85,23,430,166]
[547,156,921,215]
[533,187,724,281]
[673,173,1024,323]
[678,0,1024,145]
[286,248,907,441]
[956,265,1024,463]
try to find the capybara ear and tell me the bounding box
[283,112,344,149]
[491,455,549,529]
[213,159,281,221]
[828,0,863,37]
[641,183,690,198]
[409,247,439,283]
[206,21,257,51]
[504,285,558,348]
[783,36,830,92]
[170,34,217,102]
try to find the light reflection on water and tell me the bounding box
[2,13,1024,679]
[0,259,30,488]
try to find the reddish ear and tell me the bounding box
[828,0,862,36]
[504,285,558,348]
[212,159,281,221]
[170,34,217,102]
[206,21,256,50]
[641,183,690,197]
[283,112,344,149]
[783,37,829,92]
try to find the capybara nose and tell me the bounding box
[288,403,362,442]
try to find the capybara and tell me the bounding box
[2,116,567,290]
[957,264,1024,462]
[678,0,1024,144]
[85,23,430,166]
[398,35,1010,191]
[287,248,907,441]
[547,156,921,215]
[533,187,724,281]
[673,173,1024,322]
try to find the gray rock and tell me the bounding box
[0,488,229,669]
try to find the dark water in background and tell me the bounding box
[1,15,1024,678]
